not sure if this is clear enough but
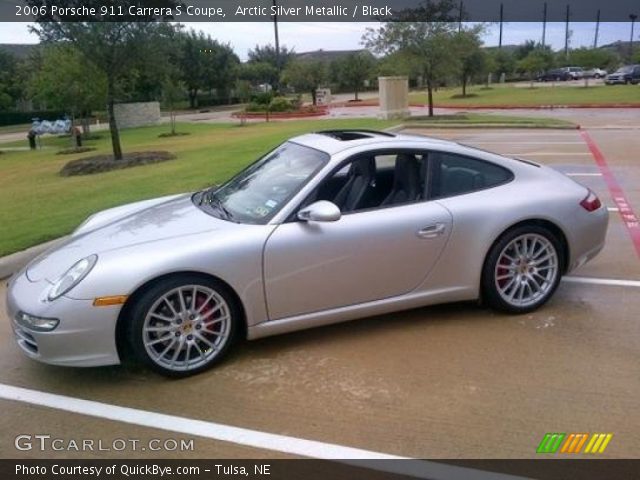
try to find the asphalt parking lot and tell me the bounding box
[1,126,639,462]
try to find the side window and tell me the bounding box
[312,151,428,214]
[429,152,512,199]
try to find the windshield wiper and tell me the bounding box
[204,189,234,221]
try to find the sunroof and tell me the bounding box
[317,130,396,141]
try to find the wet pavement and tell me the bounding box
[1,126,639,460]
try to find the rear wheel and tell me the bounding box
[127,275,239,377]
[482,226,563,313]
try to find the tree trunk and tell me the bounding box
[427,79,434,117]
[462,75,467,97]
[188,89,198,109]
[354,85,359,101]
[81,116,91,137]
[106,82,123,161]
[311,89,317,105]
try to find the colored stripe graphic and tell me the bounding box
[538,433,612,454]
[584,433,613,454]
[560,433,588,453]
[537,433,565,453]
[580,130,640,259]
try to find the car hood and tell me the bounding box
[26,193,234,282]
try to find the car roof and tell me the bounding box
[289,130,458,156]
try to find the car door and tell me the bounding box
[262,152,453,320]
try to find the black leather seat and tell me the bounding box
[381,154,420,206]
[440,166,486,196]
[333,157,376,212]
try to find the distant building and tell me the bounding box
[295,49,371,63]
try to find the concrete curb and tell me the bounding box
[0,237,69,280]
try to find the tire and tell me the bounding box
[481,226,564,314]
[127,274,240,377]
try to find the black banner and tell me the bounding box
[2,459,640,480]
[1,0,639,22]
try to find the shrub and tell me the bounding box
[250,91,274,105]
[268,97,295,112]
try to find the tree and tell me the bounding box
[514,40,538,61]
[335,51,376,101]
[202,42,240,104]
[27,0,178,160]
[518,49,554,87]
[0,49,19,111]
[281,60,327,105]
[454,27,486,96]
[568,47,618,86]
[238,61,279,88]
[29,44,107,136]
[364,21,459,117]
[162,76,183,136]
[247,44,295,89]
[487,48,516,80]
[178,30,240,108]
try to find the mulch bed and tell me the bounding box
[158,132,191,138]
[56,147,97,155]
[60,151,176,176]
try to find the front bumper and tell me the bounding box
[6,273,121,367]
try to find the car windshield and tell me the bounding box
[198,142,328,224]
[616,67,633,73]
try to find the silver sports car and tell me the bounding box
[7,130,608,376]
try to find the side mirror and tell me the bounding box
[297,201,341,223]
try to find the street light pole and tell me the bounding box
[272,0,280,92]
[631,14,638,60]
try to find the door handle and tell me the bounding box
[417,223,446,239]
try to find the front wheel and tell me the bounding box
[482,226,564,314]
[127,275,240,377]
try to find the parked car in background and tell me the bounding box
[582,68,608,79]
[605,65,640,84]
[564,67,584,80]
[537,67,584,82]
[537,69,564,82]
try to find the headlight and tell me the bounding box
[48,255,98,301]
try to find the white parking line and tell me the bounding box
[0,383,524,480]
[607,207,620,212]
[565,173,603,177]
[563,276,640,288]
[471,141,583,145]
[504,152,591,156]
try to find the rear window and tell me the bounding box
[429,152,513,199]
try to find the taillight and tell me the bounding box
[580,189,601,212]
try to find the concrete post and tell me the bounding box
[378,76,409,120]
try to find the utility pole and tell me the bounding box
[272,0,280,92]
[458,1,464,32]
[631,14,638,60]
[564,4,570,58]
[541,2,547,47]
[498,3,504,48]
[594,9,600,48]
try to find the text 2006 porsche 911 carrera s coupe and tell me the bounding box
[7,130,608,376]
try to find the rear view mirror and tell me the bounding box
[297,201,341,222]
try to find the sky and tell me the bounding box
[0,22,636,60]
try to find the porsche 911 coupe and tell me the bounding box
[6,130,608,376]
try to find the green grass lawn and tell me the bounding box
[408,84,640,107]
[0,119,397,256]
